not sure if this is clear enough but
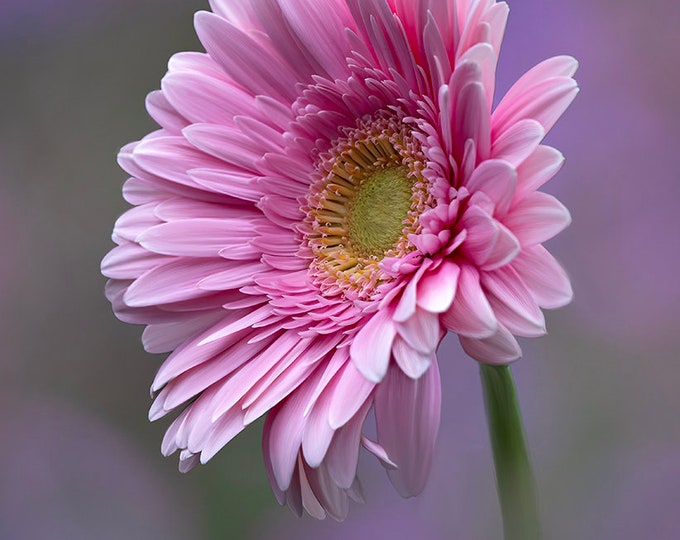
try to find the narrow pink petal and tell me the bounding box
[267,376,319,491]
[188,169,262,202]
[137,218,255,258]
[328,361,375,430]
[141,311,223,354]
[492,75,579,136]
[491,118,545,168]
[199,407,247,462]
[112,203,162,243]
[512,245,573,309]
[416,260,460,314]
[183,124,266,172]
[161,71,255,126]
[466,158,517,215]
[303,462,350,522]
[133,135,225,189]
[481,220,520,271]
[504,191,571,246]
[302,385,336,468]
[262,412,286,505]
[395,307,440,355]
[482,265,546,337]
[124,258,228,307]
[441,264,497,338]
[495,55,578,110]
[278,0,354,80]
[349,309,396,383]
[194,11,299,102]
[454,80,491,162]
[325,400,371,489]
[461,203,520,271]
[515,145,564,197]
[145,90,188,133]
[197,261,265,291]
[459,323,522,364]
[375,361,441,497]
[199,304,274,345]
[101,242,168,280]
[361,436,397,469]
[121,176,166,206]
[298,461,328,520]
[392,335,434,379]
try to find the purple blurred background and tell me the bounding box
[0,0,678,538]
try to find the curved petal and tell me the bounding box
[442,264,497,338]
[375,361,441,497]
[350,308,396,383]
[459,322,521,364]
[512,244,573,309]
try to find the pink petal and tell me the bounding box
[361,436,397,469]
[375,361,441,497]
[395,307,440,355]
[101,242,168,280]
[515,145,564,197]
[416,259,460,314]
[392,335,434,379]
[145,90,188,133]
[137,218,256,258]
[267,376,319,491]
[512,245,573,309]
[124,258,228,307]
[493,73,579,136]
[278,0,353,80]
[325,400,371,489]
[441,264,497,338]
[459,323,522,364]
[349,309,396,383]
[504,191,571,246]
[161,70,255,126]
[194,11,299,102]
[466,159,517,215]
[491,118,545,169]
[482,265,546,337]
[328,361,375,430]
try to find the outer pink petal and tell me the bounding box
[459,322,522,364]
[482,265,546,337]
[512,245,573,309]
[514,144,565,198]
[416,259,460,313]
[349,308,396,383]
[441,264,497,338]
[491,118,545,169]
[194,11,299,102]
[504,191,572,246]
[123,258,229,307]
[374,361,441,497]
[492,71,579,136]
[466,158,517,215]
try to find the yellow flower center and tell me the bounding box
[303,114,431,300]
[347,167,413,258]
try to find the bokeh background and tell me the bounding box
[1,0,678,538]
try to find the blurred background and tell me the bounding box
[0,0,677,538]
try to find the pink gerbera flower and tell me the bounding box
[102,0,577,520]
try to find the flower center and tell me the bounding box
[302,113,432,301]
[347,167,413,258]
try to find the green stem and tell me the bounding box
[480,364,541,540]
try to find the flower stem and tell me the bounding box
[479,364,541,540]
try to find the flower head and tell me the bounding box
[102,0,577,520]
